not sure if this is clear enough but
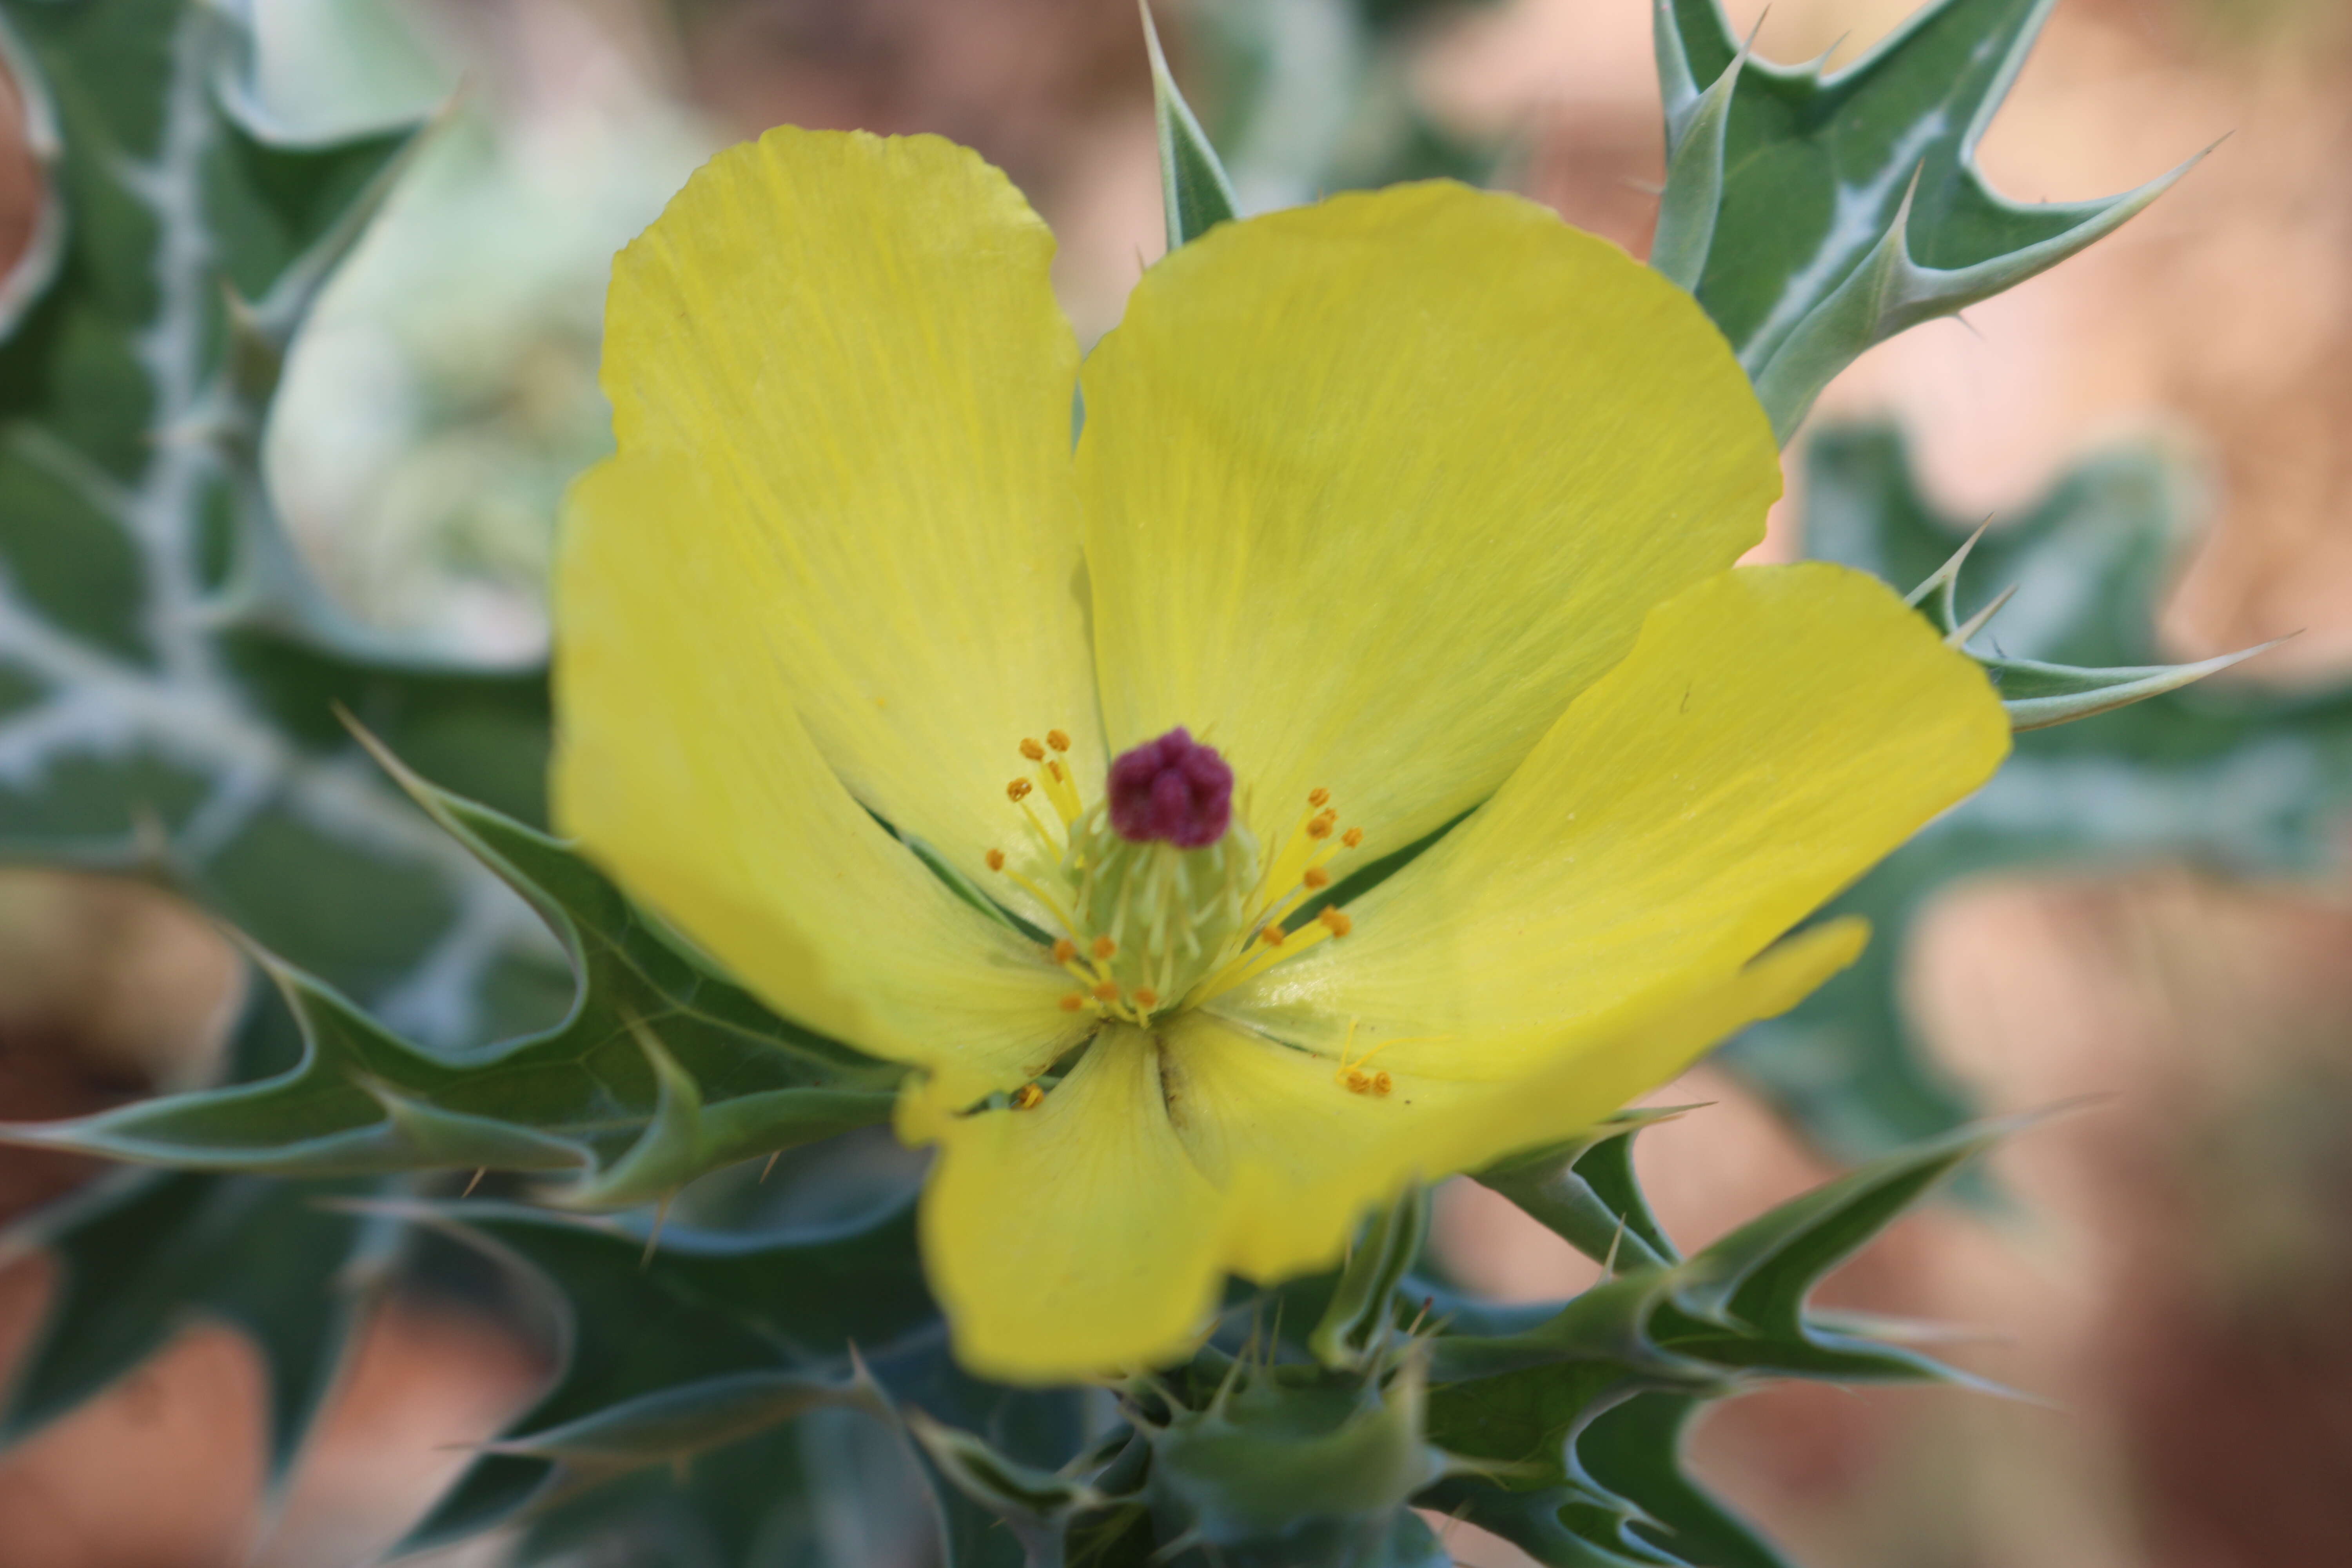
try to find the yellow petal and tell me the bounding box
[555,450,1080,1105]
[1167,920,1865,1283]
[1213,563,2009,1076]
[906,1025,1227,1383]
[601,127,1099,899]
[908,926,1860,1381]
[1078,181,1779,859]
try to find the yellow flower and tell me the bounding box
[553,127,2009,1383]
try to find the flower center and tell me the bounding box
[983,727,1365,1026]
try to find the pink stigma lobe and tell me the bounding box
[1107,728,1233,848]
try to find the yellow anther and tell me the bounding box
[1319,908,1353,937]
[1307,787,1330,808]
[1093,980,1120,1003]
[1307,809,1338,840]
[985,848,1006,871]
[1303,866,1330,891]
[1345,1070,1371,1095]
[1047,730,1071,753]
[1011,1083,1045,1110]
[1020,737,1046,762]
[1091,935,1118,961]
[1007,778,1034,802]
[1372,1070,1392,1096]
[1052,937,1077,964]
[1132,987,1160,1010]
[1047,759,1066,783]
[1260,924,1287,947]
[1341,827,1364,849]
[1058,994,1085,1013]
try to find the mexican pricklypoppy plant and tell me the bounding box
[554,127,2007,1379]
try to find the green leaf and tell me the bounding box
[1724,424,2352,1159]
[1903,521,2278,731]
[1655,0,2195,441]
[0,0,569,1469]
[0,750,903,1203]
[1143,1,1239,249]
[1425,1122,1996,1565]
[1143,1352,1453,1566]
[400,1193,938,1548]
[0,1157,374,1464]
[1181,0,1497,215]
[397,1185,1090,1568]
[1308,1182,1429,1370]
[1475,1111,1684,1274]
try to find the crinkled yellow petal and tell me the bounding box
[555,450,1080,1105]
[1078,181,1779,859]
[1166,920,1866,1283]
[903,925,1860,1381]
[904,1025,1227,1383]
[1213,563,2009,1076]
[601,126,1099,898]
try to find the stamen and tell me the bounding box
[1318,908,1353,937]
[1259,924,1286,947]
[1007,778,1033,802]
[1132,987,1160,1011]
[1303,866,1330,890]
[1307,787,1330,808]
[1342,827,1364,849]
[1092,981,1120,1003]
[985,848,1006,871]
[1091,936,1118,962]
[1058,995,1085,1013]
[1052,938,1077,964]
[1011,1083,1045,1109]
[1020,738,1047,762]
[1046,730,1071,752]
[1307,809,1338,840]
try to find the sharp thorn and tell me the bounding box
[462,1167,486,1198]
[1947,581,2020,648]
[641,1195,673,1268]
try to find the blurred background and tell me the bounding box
[1,0,2349,1563]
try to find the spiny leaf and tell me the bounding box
[1475,1110,1685,1274]
[1425,1122,1998,1565]
[1308,1182,1429,1370]
[0,0,564,1463]
[399,1193,936,1548]
[1654,0,2194,441]
[0,1155,375,1465]
[1903,526,2281,730]
[1143,1352,1452,1565]
[0,752,902,1203]
[1143,1,1238,249]
[396,1185,1087,1568]
[1727,423,2352,1160]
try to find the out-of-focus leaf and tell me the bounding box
[1143,1352,1454,1568]
[1654,0,2195,441]
[1725,425,2352,1159]
[1183,0,1496,216]
[400,1187,1089,1568]
[1308,1183,1429,1370]
[1144,1,1239,248]
[400,1195,935,1547]
[0,0,566,1473]
[0,753,902,1204]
